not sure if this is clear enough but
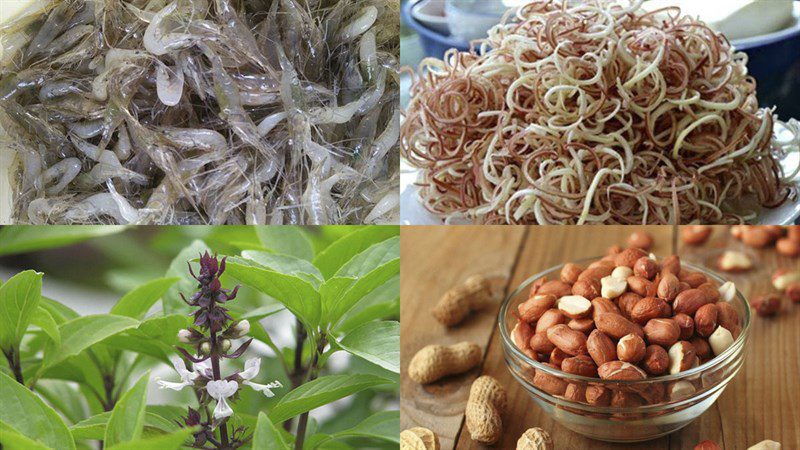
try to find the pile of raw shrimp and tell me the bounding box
[401,0,800,224]
[0,0,399,224]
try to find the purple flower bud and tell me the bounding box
[193,310,209,327]
[219,257,227,276]
[199,251,219,278]
[208,278,221,293]
[185,407,201,426]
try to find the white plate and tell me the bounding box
[400,122,800,225]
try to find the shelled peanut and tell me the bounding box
[694,440,721,450]
[512,248,742,408]
[731,225,800,257]
[681,225,713,246]
[772,269,800,304]
[749,269,800,318]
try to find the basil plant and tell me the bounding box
[0,226,400,450]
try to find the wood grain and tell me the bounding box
[401,226,800,450]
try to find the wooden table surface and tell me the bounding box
[400,226,800,450]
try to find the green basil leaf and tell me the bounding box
[44,315,140,369]
[336,276,399,334]
[0,421,51,450]
[101,334,174,364]
[331,410,399,444]
[134,314,192,342]
[256,227,314,261]
[319,277,354,319]
[337,321,399,373]
[268,374,392,423]
[71,409,179,440]
[226,262,320,327]
[335,236,399,278]
[101,314,190,362]
[0,371,76,450]
[106,428,195,450]
[163,240,210,315]
[30,306,60,347]
[0,226,126,256]
[0,270,43,351]
[38,297,79,324]
[325,259,399,326]
[110,277,180,319]
[34,380,86,425]
[105,371,150,447]
[239,251,323,288]
[313,227,399,279]
[252,412,291,450]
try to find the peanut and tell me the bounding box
[643,344,669,375]
[558,295,593,319]
[747,440,782,450]
[518,294,557,322]
[669,380,696,401]
[776,238,800,257]
[694,304,718,337]
[432,275,492,326]
[717,251,753,272]
[533,364,568,395]
[787,283,800,303]
[408,342,481,384]
[617,333,646,363]
[560,263,583,284]
[633,257,658,280]
[587,330,617,366]
[681,225,712,246]
[644,318,680,347]
[694,440,721,450]
[601,275,627,299]
[751,294,781,317]
[668,341,696,374]
[516,428,553,450]
[585,385,611,406]
[400,427,440,450]
[466,375,507,445]
[741,226,775,248]
[546,324,588,356]
[561,354,598,377]
[708,326,734,355]
[771,269,800,291]
[627,231,654,250]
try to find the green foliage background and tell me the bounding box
[0,225,400,450]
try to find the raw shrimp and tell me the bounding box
[155,60,185,106]
[37,157,81,194]
[143,2,197,56]
[24,2,73,61]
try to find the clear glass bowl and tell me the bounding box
[498,258,752,443]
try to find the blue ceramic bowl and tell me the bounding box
[402,0,800,118]
[402,0,468,57]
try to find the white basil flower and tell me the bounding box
[206,379,238,420]
[239,358,282,397]
[156,355,201,391]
